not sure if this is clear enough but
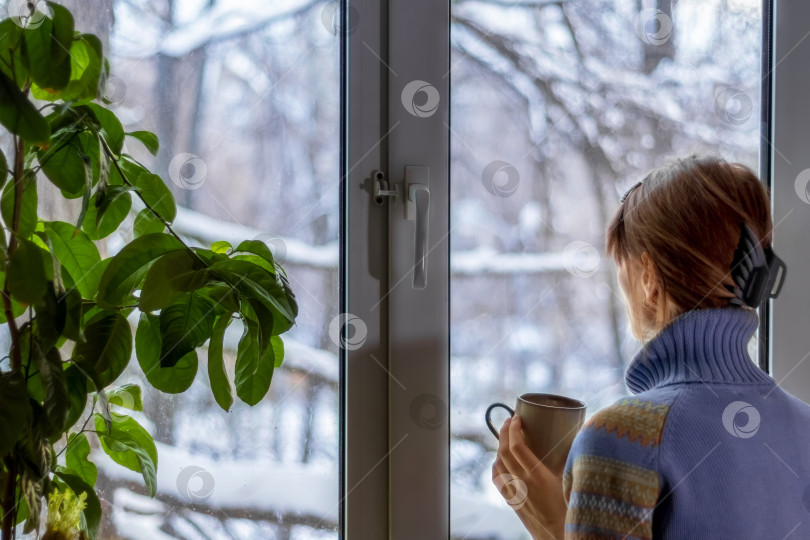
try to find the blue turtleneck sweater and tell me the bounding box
[561,307,810,539]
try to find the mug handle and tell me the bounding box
[485,402,515,439]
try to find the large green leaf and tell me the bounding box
[60,287,85,342]
[37,135,87,195]
[231,253,275,275]
[96,232,185,308]
[53,470,101,539]
[133,208,164,238]
[22,327,45,402]
[71,310,132,389]
[233,240,277,271]
[86,103,124,156]
[0,69,50,144]
[106,384,143,412]
[209,259,296,334]
[7,239,48,305]
[20,463,43,533]
[62,364,88,432]
[159,292,216,368]
[200,283,240,313]
[139,250,208,312]
[36,121,98,197]
[271,335,285,368]
[65,432,97,486]
[22,6,73,93]
[44,221,102,298]
[12,485,27,526]
[126,131,159,156]
[134,172,176,223]
[47,2,75,63]
[94,185,134,226]
[1,171,38,239]
[211,240,231,254]
[111,154,149,186]
[234,318,275,405]
[81,188,131,240]
[33,345,69,438]
[243,299,274,355]
[59,34,101,102]
[29,47,71,100]
[207,315,234,411]
[0,271,26,323]
[0,372,31,456]
[15,425,49,479]
[190,248,228,268]
[0,147,7,191]
[32,284,66,351]
[0,20,27,84]
[46,105,97,135]
[93,412,157,497]
[135,313,198,393]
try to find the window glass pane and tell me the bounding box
[449,1,762,538]
[50,1,341,538]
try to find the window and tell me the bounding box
[57,2,341,537]
[448,1,763,537]
[19,0,810,538]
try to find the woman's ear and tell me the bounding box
[639,252,660,306]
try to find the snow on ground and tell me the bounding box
[98,442,529,539]
[96,442,339,523]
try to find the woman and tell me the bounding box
[492,154,810,539]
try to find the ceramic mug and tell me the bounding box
[486,393,587,476]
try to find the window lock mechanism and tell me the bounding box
[372,170,397,205]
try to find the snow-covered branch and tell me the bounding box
[159,0,323,57]
[173,206,338,269]
[174,206,596,277]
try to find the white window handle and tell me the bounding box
[408,183,430,289]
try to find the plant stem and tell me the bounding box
[1,135,25,540]
[98,138,205,264]
[2,134,26,372]
[98,140,242,298]
[54,397,97,460]
[1,43,24,540]
[24,312,32,381]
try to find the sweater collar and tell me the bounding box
[624,306,774,394]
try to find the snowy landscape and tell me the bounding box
[7,0,763,538]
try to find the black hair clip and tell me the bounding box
[728,222,787,308]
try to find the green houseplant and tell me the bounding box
[0,3,298,539]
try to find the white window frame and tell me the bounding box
[768,0,810,403]
[344,0,450,537]
[343,0,810,537]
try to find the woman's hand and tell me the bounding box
[492,416,568,540]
